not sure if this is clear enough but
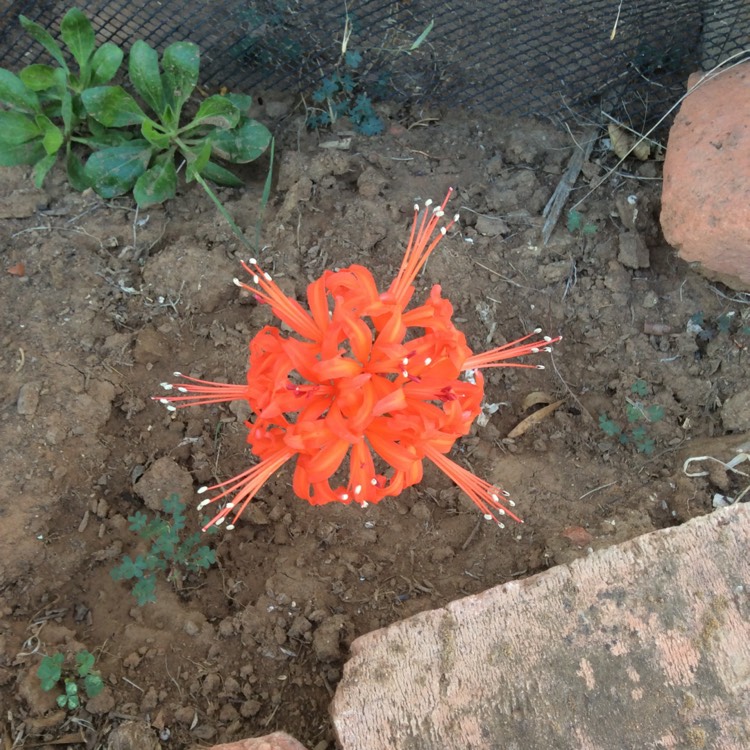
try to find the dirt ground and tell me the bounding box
[1,105,749,749]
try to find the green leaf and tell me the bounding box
[162,494,183,516]
[0,68,41,113]
[598,413,621,437]
[90,42,124,85]
[83,672,104,697]
[132,575,157,605]
[645,404,665,422]
[200,159,244,187]
[133,159,177,207]
[36,115,63,155]
[82,86,147,127]
[19,64,57,91]
[0,139,46,166]
[140,118,171,149]
[66,149,89,191]
[33,153,57,187]
[129,40,166,117]
[111,554,145,581]
[223,92,253,113]
[631,379,648,397]
[185,139,212,181]
[37,653,64,691]
[57,693,69,708]
[161,42,199,117]
[0,111,42,144]
[209,119,271,163]
[19,16,67,70]
[76,651,95,677]
[60,8,96,69]
[189,95,240,129]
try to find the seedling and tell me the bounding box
[111,494,217,605]
[567,209,598,235]
[306,14,433,135]
[37,650,104,710]
[599,379,665,455]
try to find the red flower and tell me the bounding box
[156,189,560,531]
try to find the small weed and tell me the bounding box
[689,310,747,343]
[111,494,217,605]
[599,379,665,455]
[37,650,103,710]
[306,14,433,135]
[567,209,598,235]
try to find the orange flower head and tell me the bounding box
[155,189,561,531]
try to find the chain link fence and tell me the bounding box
[1,0,748,129]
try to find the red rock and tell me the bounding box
[331,504,750,749]
[661,62,750,291]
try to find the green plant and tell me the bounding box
[566,209,598,235]
[0,8,123,188]
[689,310,749,342]
[111,494,217,605]
[0,8,273,216]
[37,650,104,710]
[80,39,272,206]
[599,379,665,455]
[306,15,433,135]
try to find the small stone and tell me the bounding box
[16,382,41,416]
[475,215,509,237]
[134,457,194,512]
[641,291,659,309]
[618,230,650,269]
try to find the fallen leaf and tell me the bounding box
[522,391,555,410]
[608,123,650,161]
[507,399,564,438]
[562,526,593,546]
[6,261,26,276]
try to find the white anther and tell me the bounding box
[177,387,187,393]
[544,347,552,352]
[371,478,378,485]
[198,486,209,494]
[425,199,433,207]
[544,336,552,342]
[197,500,209,510]
[534,327,542,334]
[498,509,506,515]
[159,398,169,405]
[233,278,243,287]
[166,405,176,412]
[402,370,408,378]
[354,485,362,495]
[413,203,419,211]
[361,501,369,508]
[248,257,257,265]
[226,524,235,530]
[263,272,272,281]
[160,382,172,390]
[341,493,349,501]
[536,365,545,370]
[225,502,235,509]
[440,227,446,235]
[173,371,182,377]
[498,522,505,529]
[434,208,444,217]
[509,499,516,506]
[424,357,432,366]
[502,491,511,497]
[402,357,409,365]
[253,275,260,284]
[531,347,539,353]
[483,513,492,521]
[215,516,225,525]
[453,213,459,222]
[491,493,499,503]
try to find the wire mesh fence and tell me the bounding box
[1,0,748,130]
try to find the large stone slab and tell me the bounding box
[331,504,750,749]
[660,62,750,290]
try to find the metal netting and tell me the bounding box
[0,0,748,128]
